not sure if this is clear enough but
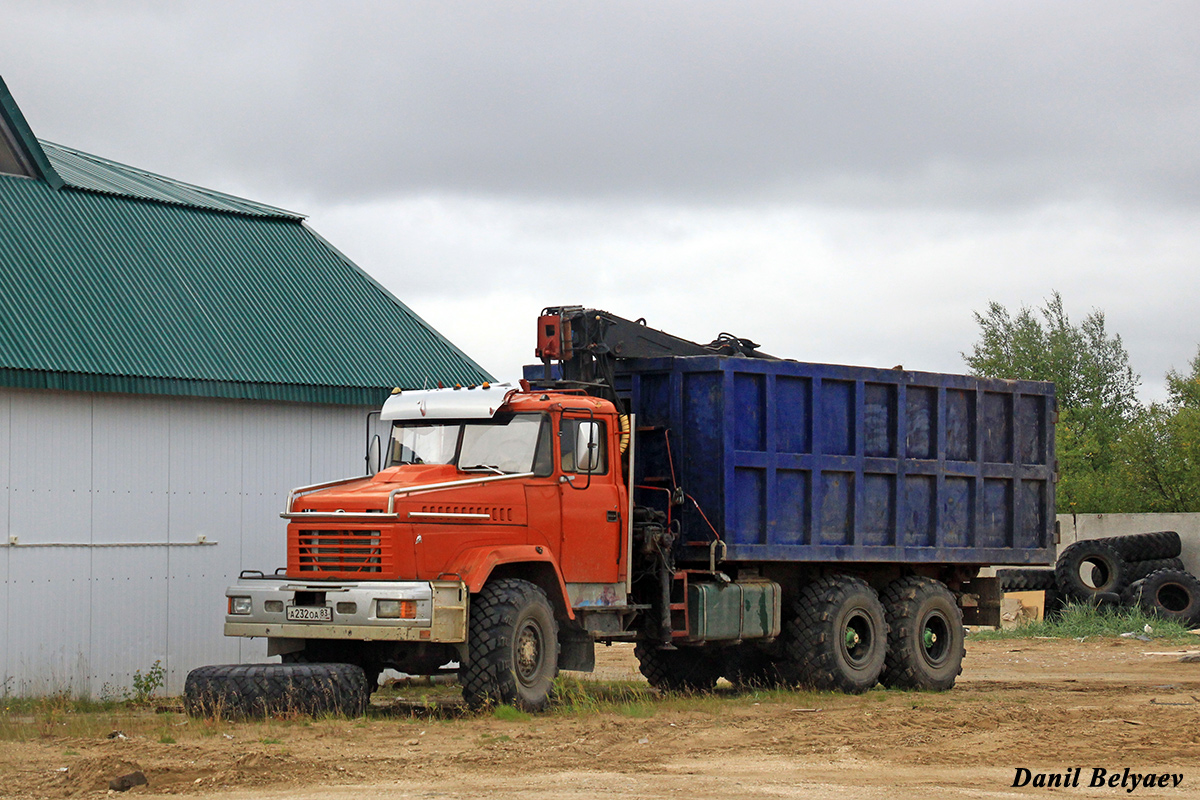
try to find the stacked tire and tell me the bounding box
[999,531,1200,627]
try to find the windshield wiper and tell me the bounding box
[461,464,505,475]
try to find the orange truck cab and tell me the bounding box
[224,381,635,708]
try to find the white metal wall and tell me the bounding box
[0,386,380,696]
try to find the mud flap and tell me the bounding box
[959,576,1002,627]
[558,628,595,672]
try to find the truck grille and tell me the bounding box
[293,530,386,574]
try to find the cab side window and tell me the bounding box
[560,418,607,474]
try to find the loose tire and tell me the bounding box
[183,663,369,719]
[782,575,888,694]
[1099,531,1182,562]
[1055,540,1127,600]
[997,568,1056,593]
[1122,569,1200,627]
[1125,558,1186,584]
[461,579,559,711]
[634,643,722,692]
[880,577,965,691]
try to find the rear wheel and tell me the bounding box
[880,577,964,691]
[782,575,887,693]
[461,579,559,711]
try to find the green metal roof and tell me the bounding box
[0,77,492,406]
[41,141,304,220]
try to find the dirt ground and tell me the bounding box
[6,637,1200,799]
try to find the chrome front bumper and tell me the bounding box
[223,577,468,643]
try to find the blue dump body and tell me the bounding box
[614,356,1056,567]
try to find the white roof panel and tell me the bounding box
[380,384,516,421]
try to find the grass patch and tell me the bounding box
[552,677,656,715]
[492,705,530,722]
[972,603,1197,642]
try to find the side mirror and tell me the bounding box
[367,434,381,476]
[575,421,600,473]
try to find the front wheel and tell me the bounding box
[461,578,559,711]
[880,577,964,691]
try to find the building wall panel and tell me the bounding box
[89,548,169,695]
[91,395,171,543]
[0,387,373,695]
[0,389,9,689]
[8,391,92,545]
[6,548,94,694]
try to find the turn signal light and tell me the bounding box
[377,599,418,619]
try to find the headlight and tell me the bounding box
[377,599,417,619]
[229,596,252,615]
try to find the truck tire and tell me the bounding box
[997,568,1056,593]
[183,663,369,719]
[635,642,721,692]
[879,577,964,691]
[461,578,559,711]
[1122,569,1200,627]
[1099,531,1182,562]
[781,575,887,694]
[1055,540,1127,600]
[1125,558,1186,583]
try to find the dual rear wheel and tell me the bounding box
[636,574,965,695]
[782,574,964,692]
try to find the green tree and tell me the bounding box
[964,292,1141,512]
[1118,348,1200,512]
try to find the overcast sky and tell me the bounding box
[5,1,1199,399]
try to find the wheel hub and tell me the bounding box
[515,621,543,684]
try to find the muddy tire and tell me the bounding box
[1101,531,1182,562]
[997,568,1056,593]
[1122,569,1200,626]
[781,575,887,694]
[880,577,964,691]
[183,663,369,719]
[461,579,559,711]
[1055,540,1127,600]
[634,643,722,692]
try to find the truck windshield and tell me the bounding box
[388,413,551,476]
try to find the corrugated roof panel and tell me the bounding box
[0,173,492,404]
[39,141,303,220]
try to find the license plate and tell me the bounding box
[286,605,332,622]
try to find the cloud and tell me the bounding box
[2,1,1197,402]
[6,1,1199,208]
[311,194,1200,400]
